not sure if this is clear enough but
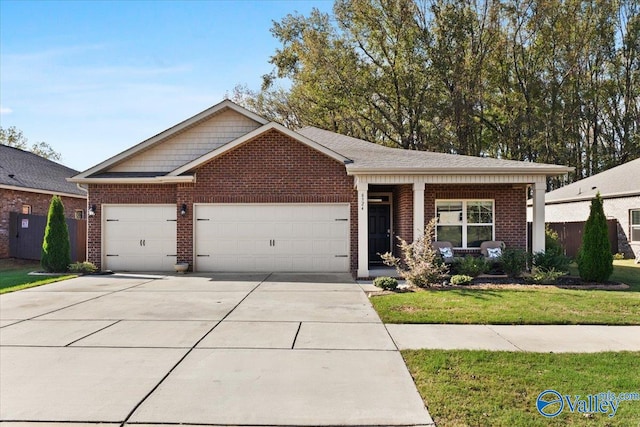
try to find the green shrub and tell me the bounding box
[577,193,613,282]
[545,225,564,254]
[381,218,449,287]
[450,274,473,285]
[454,256,489,277]
[68,261,97,274]
[500,248,529,278]
[532,249,571,273]
[613,253,625,260]
[41,196,71,273]
[529,268,566,284]
[373,276,399,291]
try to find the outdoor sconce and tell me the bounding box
[88,205,96,217]
[181,204,187,216]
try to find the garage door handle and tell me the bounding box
[334,255,348,258]
[197,254,210,257]
[167,254,177,257]
[106,219,119,222]
[106,254,119,257]
[335,218,348,221]
[197,218,210,221]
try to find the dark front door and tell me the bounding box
[368,204,391,264]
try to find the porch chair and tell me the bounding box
[480,241,506,260]
[432,241,455,264]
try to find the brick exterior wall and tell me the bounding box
[0,189,87,258]
[393,185,413,254]
[86,184,176,269]
[425,184,527,251]
[88,129,357,272]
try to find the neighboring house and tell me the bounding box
[529,158,640,259]
[69,100,571,277]
[0,145,87,258]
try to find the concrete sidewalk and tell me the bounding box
[387,324,640,352]
[0,273,433,427]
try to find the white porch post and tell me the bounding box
[357,181,369,277]
[413,182,425,242]
[532,180,546,253]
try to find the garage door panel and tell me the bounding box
[194,204,350,272]
[103,205,176,272]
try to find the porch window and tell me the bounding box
[631,209,640,241]
[436,200,494,248]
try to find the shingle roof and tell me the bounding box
[544,157,640,203]
[297,127,572,175]
[0,145,86,196]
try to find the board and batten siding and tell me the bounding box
[110,109,262,173]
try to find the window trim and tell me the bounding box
[631,209,640,242]
[74,209,85,220]
[435,199,495,248]
[21,204,32,215]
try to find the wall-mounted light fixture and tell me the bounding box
[181,204,187,216]
[88,205,96,217]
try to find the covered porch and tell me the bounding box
[354,175,548,279]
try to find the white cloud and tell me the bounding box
[0,105,13,114]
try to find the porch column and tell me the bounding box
[413,182,425,242]
[532,180,546,253]
[357,181,369,278]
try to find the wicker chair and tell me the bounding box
[480,241,506,260]
[432,241,455,264]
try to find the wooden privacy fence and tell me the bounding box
[8,212,87,262]
[527,219,619,258]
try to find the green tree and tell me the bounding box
[577,193,613,282]
[41,196,71,273]
[0,126,61,161]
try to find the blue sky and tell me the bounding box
[0,0,333,171]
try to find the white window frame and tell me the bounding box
[435,199,495,248]
[74,209,84,219]
[631,209,640,242]
[21,204,32,214]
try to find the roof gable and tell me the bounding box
[73,100,267,179]
[0,145,86,197]
[169,123,351,176]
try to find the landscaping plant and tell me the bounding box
[532,226,571,273]
[450,274,473,285]
[68,261,97,274]
[41,195,71,273]
[454,255,489,277]
[373,276,399,291]
[577,193,613,282]
[499,248,529,278]
[381,218,448,287]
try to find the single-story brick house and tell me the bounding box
[69,100,572,277]
[527,157,640,260]
[0,144,87,258]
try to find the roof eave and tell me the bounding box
[0,184,87,199]
[541,190,640,205]
[346,166,574,176]
[66,176,195,185]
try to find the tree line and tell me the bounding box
[232,0,639,188]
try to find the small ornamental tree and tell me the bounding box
[41,195,71,272]
[381,218,449,287]
[577,193,613,282]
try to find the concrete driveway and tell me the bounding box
[0,273,433,426]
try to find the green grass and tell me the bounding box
[403,350,640,427]
[0,259,76,294]
[371,261,640,325]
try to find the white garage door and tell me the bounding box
[194,204,350,272]
[103,205,177,271]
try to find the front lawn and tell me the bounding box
[403,350,640,426]
[0,259,76,294]
[371,261,640,325]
